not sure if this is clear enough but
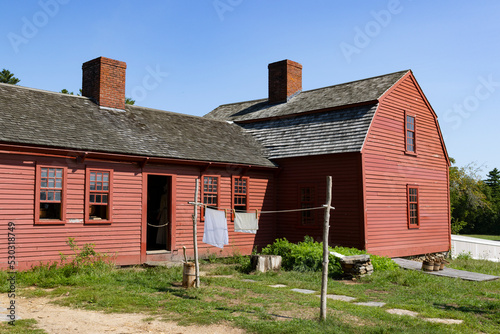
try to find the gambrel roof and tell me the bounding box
[205,70,408,122]
[205,70,409,159]
[0,83,275,167]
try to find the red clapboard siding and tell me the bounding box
[0,157,145,270]
[159,165,276,260]
[362,73,450,257]
[273,153,364,249]
[1,154,276,269]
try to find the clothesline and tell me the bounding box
[186,202,334,214]
[147,222,169,228]
[259,205,334,214]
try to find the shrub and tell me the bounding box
[261,236,398,278]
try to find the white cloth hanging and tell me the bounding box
[203,208,229,248]
[234,212,259,234]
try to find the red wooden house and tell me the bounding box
[206,60,450,258]
[0,57,450,270]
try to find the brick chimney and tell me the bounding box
[82,57,127,110]
[268,59,302,104]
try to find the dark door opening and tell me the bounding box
[146,175,171,251]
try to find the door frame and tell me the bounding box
[141,172,177,263]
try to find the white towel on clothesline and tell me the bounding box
[234,212,259,234]
[203,208,229,248]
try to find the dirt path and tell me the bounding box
[1,294,246,334]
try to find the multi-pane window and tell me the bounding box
[233,177,248,213]
[38,167,65,221]
[300,187,316,226]
[203,176,219,208]
[407,186,419,228]
[405,114,416,153]
[87,169,112,222]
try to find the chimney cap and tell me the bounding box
[268,59,302,69]
[82,56,127,69]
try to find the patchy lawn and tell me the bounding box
[1,258,499,334]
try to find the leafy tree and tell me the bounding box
[60,89,74,95]
[449,158,492,234]
[60,88,83,96]
[0,69,20,84]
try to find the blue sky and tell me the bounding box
[1,1,499,177]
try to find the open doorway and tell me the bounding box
[146,175,172,251]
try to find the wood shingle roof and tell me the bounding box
[0,83,275,167]
[205,70,409,159]
[239,104,378,159]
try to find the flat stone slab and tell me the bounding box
[354,301,386,307]
[386,308,419,317]
[424,318,463,324]
[340,254,370,264]
[330,251,345,258]
[291,288,316,294]
[393,258,499,282]
[269,284,287,288]
[0,314,21,321]
[318,294,356,302]
[241,279,257,282]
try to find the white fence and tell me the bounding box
[451,235,500,262]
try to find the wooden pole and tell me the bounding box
[192,179,200,288]
[320,176,332,321]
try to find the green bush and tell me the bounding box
[261,236,398,278]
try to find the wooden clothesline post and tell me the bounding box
[192,179,200,288]
[189,177,332,294]
[320,176,333,321]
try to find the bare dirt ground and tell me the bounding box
[0,294,246,334]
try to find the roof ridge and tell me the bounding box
[0,82,240,127]
[301,69,410,95]
[128,104,242,125]
[214,97,267,108]
[0,82,89,100]
[209,69,410,110]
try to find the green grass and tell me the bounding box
[462,234,500,242]
[1,258,499,334]
[0,319,45,334]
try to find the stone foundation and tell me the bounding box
[340,254,373,278]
